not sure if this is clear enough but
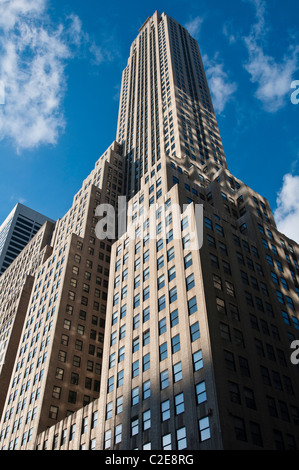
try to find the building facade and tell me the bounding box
[1,11,299,451]
[0,142,124,449]
[0,203,55,276]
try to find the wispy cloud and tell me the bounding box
[0,0,113,152]
[274,172,299,243]
[203,55,237,114]
[243,0,299,112]
[184,16,203,39]
[10,194,27,205]
[222,23,237,45]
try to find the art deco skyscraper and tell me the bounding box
[1,11,299,451]
[116,11,227,202]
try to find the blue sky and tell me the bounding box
[0,0,298,241]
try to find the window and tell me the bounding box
[207,233,216,248]
[158,295,166,312]
[225,281,235,297]
[107,376,114,393]
[143,380,151,400]
[210,253,219,268]
[188,297,197,315]
[162,433,172,450]
[175,393,185,415]
[132,360,139,378]
[143,353,150,371]
[116,397,123,415]
[131,418,139,436]
[173,362,182,382]
[168,266,176,282]
[160,369,169,389]
[176,427,187,450]
[143,286,150,301]
[286,296,294,310]
[171,334,180,353]
[199,417,211,442]
[115,424,122,444]
[169,287,177,303]
[190,322,200,342]
[170,308,179,327]
[104,430,111,449]
[143,330,150,346]
[143,410,151,430]
[229,381,241,404]
[118,346,125,363]
[276,290,284,304]
[196,381,207,404]
[131,387,139,406]
[213,274,222,290]
[234,416,247,441]
[181,216,189,231]
[167,246,175,261]
[182,234,190,249]
[204,217,213,230]
[134,293,140,308]
[282,310,291,325]
[119,324,126,339]
[157,256,164,270]
[109,352,116,369]
[158,274,165,290]
[244,387,256,409]
[239,356,250,377]
[216,297,226,314]
[157,238,163,252]
[224,350,235,371]
[143,306,150,322]
[161,399,170,422]
[186,273,195,291]
[193,350,203,371]
[159,318,167,335]
[106,402,113,420]
[143,250,150,263]
[184,253,192,269]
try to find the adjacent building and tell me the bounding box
[0,142,124,449]
[1,11,299,451]
[0,203,55,275]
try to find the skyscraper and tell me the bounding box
[0,203,55,275]
[0,142,124,449]
[1,11,299,451]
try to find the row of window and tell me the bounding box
[104,415,211,450]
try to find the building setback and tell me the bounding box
[1,11,299,451]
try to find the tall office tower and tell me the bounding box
[2,11,299,452]
[0,142,124,450]
[117,11,226,202]
[0,203,55,275]
[95,12,299,451]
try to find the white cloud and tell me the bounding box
[243,0,299,112]
[0,0,111,152]
[203,55,237,114]
[185,16,203,39]
[222,23,236,44]
[274,173,299,243]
